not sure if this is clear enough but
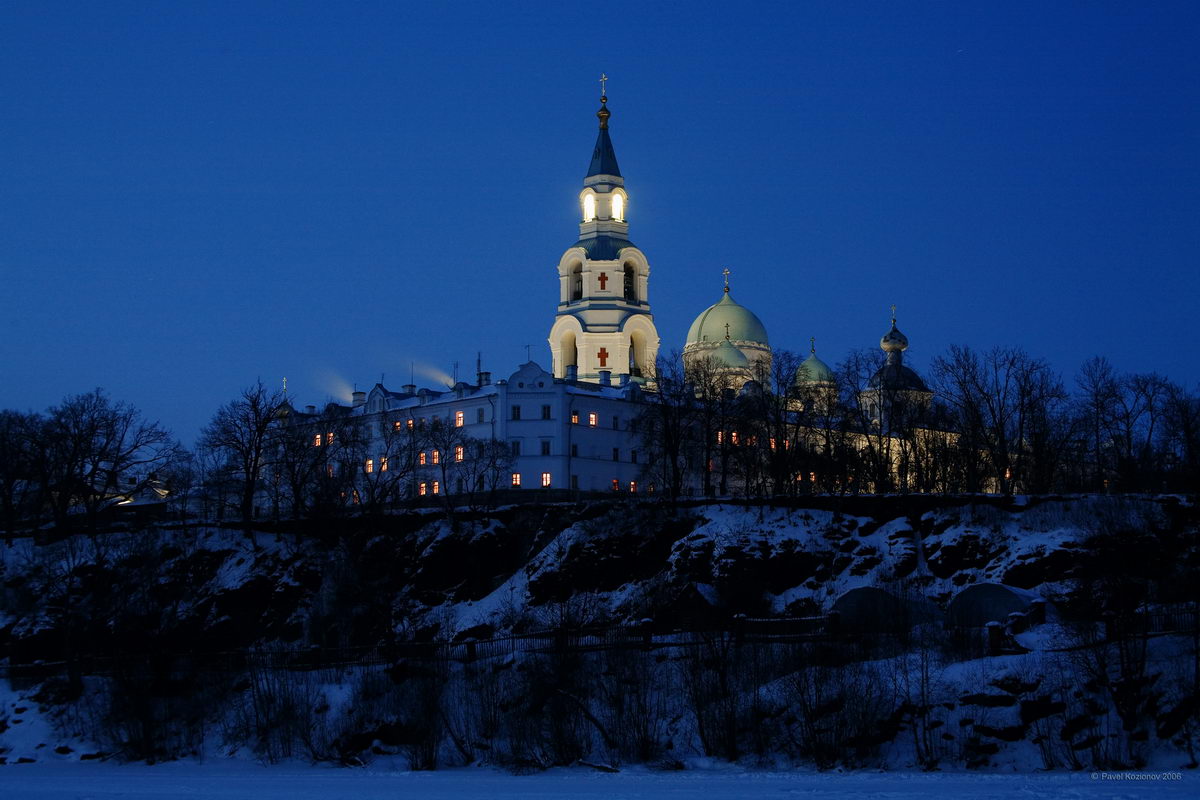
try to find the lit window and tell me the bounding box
[419,451,427,465]
[731,431,739,445]
[432,481,440,495]
[380,457,389,472]
[611,478,620,492]
[455,410,464,427]
[612,192,624,221]
[432,449,440,465]
[770,438,777,451]
[352,490,360,504]
[716,431,724,444]
[541,472,552,488]
[313,434,322,447]
[571,411,580,424]
[588,412,597,427]
[511,473,521,488]
[393,421,402,432]
[365,459,374,474]
[630,481,637,493]
[583,192,596,221]
[455,445,464,462]
[327,464,335,477]
[407,419,415,430]
[419,482,427,496]
[326,432,335,445]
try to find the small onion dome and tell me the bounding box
[686,293,769,346]
[880,321,909,353]
[794,352,835,386]
[712,338,751,369]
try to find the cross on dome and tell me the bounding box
[599,73,608,100]
[723,267,730,293]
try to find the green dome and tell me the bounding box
[686,293,769,346]
[794,352,834,385]
[712,338,751,369]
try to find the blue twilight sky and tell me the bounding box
[2,1,1198,443]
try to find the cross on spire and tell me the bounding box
[810,336,816,354]
[282,377,287,396]
[891,304,897,325]
[723,267,730,293]
[599,73,608,100]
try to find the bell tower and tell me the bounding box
[548,83,660,382]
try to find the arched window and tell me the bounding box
[582,193,596,222]
[611,192,624,221]
[570,263,583,301]
[623,264,636,302]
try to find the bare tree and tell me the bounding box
[31,390,176,532]
[0,410,41,540]
[198,382,283,527]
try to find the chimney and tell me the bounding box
[478,371,492,386]
[352,391,366,408]
[402,383,416,395]
[305,404,316,415]
[565,365,578,382]
[598,370,612,386]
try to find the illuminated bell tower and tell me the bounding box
[548,83,660,381]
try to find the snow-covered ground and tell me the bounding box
[1,762,1194,800]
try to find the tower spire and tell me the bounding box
[587,76,620,177]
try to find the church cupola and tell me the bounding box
[549,78,660,383]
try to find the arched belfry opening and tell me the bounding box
[629,330,647,377]
[570,263,583,301]
[561,331,578,369]
[623,263,636,302]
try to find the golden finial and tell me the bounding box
[596,75,611,129]
[890,304,897,326]
[723,267,730,293]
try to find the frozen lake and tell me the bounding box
[1,762,1192,800]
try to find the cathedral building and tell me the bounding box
[275,88,935,507]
